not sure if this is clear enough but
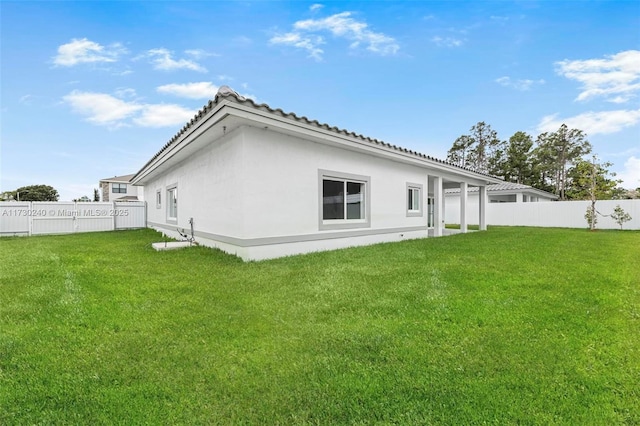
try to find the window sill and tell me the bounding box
[320,219,370,231]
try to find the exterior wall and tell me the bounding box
[145,125,433,260]
[144,128,246,239]
[101,182,143,201]
[239,125,428,238]
[101,183,110,202]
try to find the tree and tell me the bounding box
[534,124,592,200]
[530,138,556,193]
[447,122,505,175]
[73,196,91,202]
[585,205,597,231]
[468,121,504,174]
[566,157,620,201]
[93,188,100,202]
[447,135,474,169]
[611,205,632,230]
[503,131,534,184]
[621,188,640,199]
[11,185,59,201]
[574,156,622,231]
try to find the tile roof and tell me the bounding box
[134,86,501,181]
[445,182,556,196]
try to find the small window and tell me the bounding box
[112,183,127,194]
[156,190,161,209]
[167,185,177,222]
[406,183,423,217]
[319,170,370,230]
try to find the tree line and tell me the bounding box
[446,122,635,200]
[0,185,100,202]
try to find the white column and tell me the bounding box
[516,192,523,203]
[460,182,468,233]
[433,176,443,237]
[425,173,430,234]
[479,185,487,231]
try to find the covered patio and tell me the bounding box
[427,175,488,236]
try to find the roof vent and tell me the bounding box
[217,85,245,100]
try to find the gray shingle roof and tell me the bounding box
[100,173,136,183]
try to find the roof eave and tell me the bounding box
[131,89,504,186]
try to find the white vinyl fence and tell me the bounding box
[487,199,640,230]
[0,201,146,236]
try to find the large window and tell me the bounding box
[112,183,127,194]
[406,183,423,217]
[167,185,178,222]
[319,170,370,230]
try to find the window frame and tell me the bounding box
[112,183,127,194]
[406,182,423,217]
[318,169,370,231]
[156,190,162,209]
[166,184,178,223]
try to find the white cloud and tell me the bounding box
[270,32,324,60]
[431,36,464,48]
[144,48,207,72]
[133,104,195,127]
[114,88,137,99]
[63,91,142,127]
[53,38,126,67]
[231,36,253,47]
[310,4,324,12]
[157,82,220,99]
[184,49,218,59]
[555,50,640,103]
[495,76,545,91]
[63,90,196,128]
[490,15,509,23]
[270,11,398,60]
[617,156,640,189]
[19,94,37,105]
[537,109,640,135]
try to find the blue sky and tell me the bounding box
[2,1,639,200]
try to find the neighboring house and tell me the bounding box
[131,86,503,261]
[99,174,142,202]
[444,182,558,224]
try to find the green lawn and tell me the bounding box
[1,227,639,424]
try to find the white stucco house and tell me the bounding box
[131,86,503,260]
[99,174,143,202]
[444,182,558,225]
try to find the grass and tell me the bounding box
[1,227,639,424]
[445,223,480,230]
